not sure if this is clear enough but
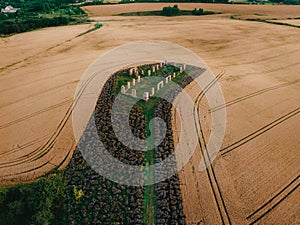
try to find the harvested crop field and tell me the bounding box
[0,3,299,225]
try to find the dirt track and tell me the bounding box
[0,3,299,224]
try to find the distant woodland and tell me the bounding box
[0,0,87,35]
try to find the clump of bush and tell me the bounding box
[162,5,181,17]
[192,8,204,15]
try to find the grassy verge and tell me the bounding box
[77,22,103,37]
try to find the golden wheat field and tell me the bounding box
[0,3,299,225]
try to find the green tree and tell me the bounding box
[162,5,181,16]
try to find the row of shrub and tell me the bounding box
[0,0,80,13]
[162,5,215,16]
[0,16,73,35]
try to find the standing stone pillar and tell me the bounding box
[137,76,141,83]
[132,78,136,86]
[127,81,131,89]
[151,87,155,96]
[132,89,136,97]
[165,75,171,84]
[148,70,151,76]
[152,66,155,73]
[121,85,126,94]
[143,92,149,101]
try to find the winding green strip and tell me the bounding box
[143,103,157,225]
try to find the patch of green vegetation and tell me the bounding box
[0,171,68,225]
[162,4,181,16]
[0,0,88,36]
[77,22,103,37]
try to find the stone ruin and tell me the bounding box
[121,62,186,101]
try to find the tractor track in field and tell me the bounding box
[193,69,232,225]
[0,99,72,130]
[242,61,300,77]
[0,135,49,157]
[220,107,300,156]
[0,80,77,109]
[247,175,300,225]
[210,79,300,113]
[224,48,300,67]
[0,72,97,178]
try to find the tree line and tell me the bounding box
[0,0,86,35]
[0,16,72,35]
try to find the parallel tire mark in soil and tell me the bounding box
[0,99,72,130]
[0,73,97,176]
[247,175,300,225]
[225,48,300,67]
[193,69,232,225]
[210,79,300,113]
[0,80,77,109]
[220,107,300,156]
[242,61,300,77]
[0,135,49,157]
